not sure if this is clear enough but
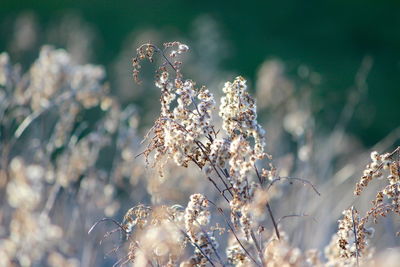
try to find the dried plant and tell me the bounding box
[0,46,144,266]
[326,146,399,266]
[1,38,399,267]
[89,42,323,266]
[113,42,399,266]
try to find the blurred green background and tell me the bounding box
[1,0,399,146]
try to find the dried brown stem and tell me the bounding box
[267,176,321,196]
[207,199,261,267]
[266,202,280,240]
[254,165,281,240]
[351,207,360,267]
[179,229,217,267]
[88,218,127,235]
[250,229,264,265]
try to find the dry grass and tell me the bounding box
[0,41,399,267]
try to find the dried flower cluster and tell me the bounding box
[119,205,186,267]
[327,146,399,265]
[219,76,266,158]
[0,46,147,266]
[354,147,400,223]
[354,150,395,195]
[2,39,400,267]
[182,194,219,266]
[335,208,374,264]
[118,42,325,267]
[115,42,400,267]
[133,43,217,172]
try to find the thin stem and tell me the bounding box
[266,202,280,240]
[207,199,261,267]
[100,228,123,245]
[112,255,129,267]
[250,229,264,265]
[277,213,312,226]
[165,209,218,267]
[179,229,217,267]
[88,218,127,235]
[267,176,321,196]
[194,140,233,197]
[105,243,123,258]
[208,177,230,203]
[41,183,61,217]
[254,165,281,240]
[188,155,203,169]
[14,90,78,139]
[254,164,263,185]
[191,96,202,117]
[351,207,360,267]
[137,43,177,72]
[196,220,226,267]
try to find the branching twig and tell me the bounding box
[207,199,261,267]
[250,229,264,265]
[88,218,127,235]
[265,202,280,240]
[136,43,177,72]
[277,213,313,226]
[195,219,226,267]
[254,165,281,240]
[267,176,321,196]
[179,229,217,267]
